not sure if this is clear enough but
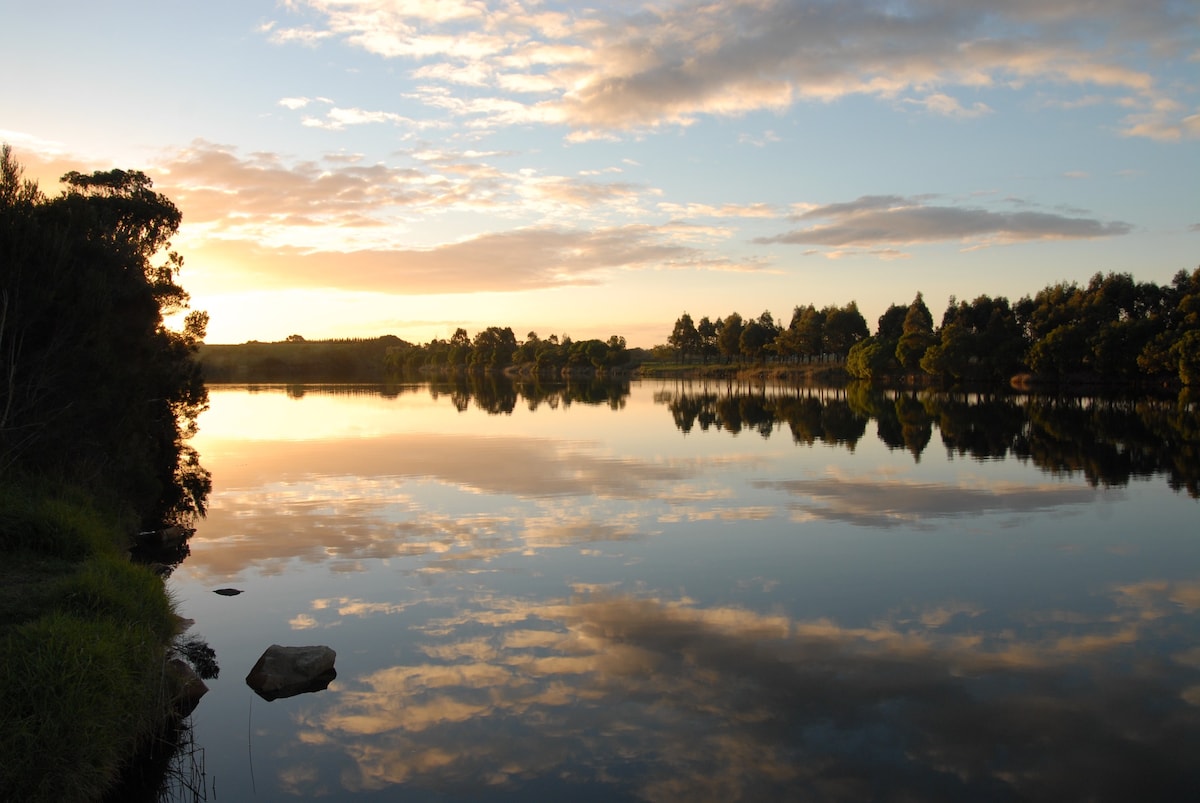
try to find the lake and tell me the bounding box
[166,379,1200,802]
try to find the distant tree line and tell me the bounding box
[667,268,1200,385]
[199,335,407,382]
[384,327,634,375]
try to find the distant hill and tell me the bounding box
[198,336,408,382]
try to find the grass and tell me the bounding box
[0,480,131,558]
[634,359,851,384]
[0,478,185,802]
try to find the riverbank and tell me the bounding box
[0,480,197,802]
[633,360,853,384]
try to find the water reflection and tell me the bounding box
[280,584,1200,801]
[427,374,632,414]
[184,433,689,580]
[661,384,1200,496]
[174,382,1200,802]
[761,475,1103,529]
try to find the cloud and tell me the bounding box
[903,93,993,119]
[132,140,757,287]
[737,129,782,147]
[155,140,662,231]
[301,106,423,130]
[270,0,1199,139]
[5,141,765,301]
[190,223,748,294]
[656,201,781,219]
[755,194,1132,252]
[278,96,315,110]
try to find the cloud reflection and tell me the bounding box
[273,582,1200,801]
[762,474,1102,529]
[186,433,692,580]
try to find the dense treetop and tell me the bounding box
[667,269,1200,385]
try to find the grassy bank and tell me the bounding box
[0,481,187,802]
[633,360,852,385]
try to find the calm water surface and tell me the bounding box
[168,380,1200,802]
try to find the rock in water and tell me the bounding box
[245,644,337,701]
[168,658,209,717]
[213,588,243,596]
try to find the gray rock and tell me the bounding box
[245,644,337,701]
[168,658,209,717]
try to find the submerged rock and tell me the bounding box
[245,644,336,701]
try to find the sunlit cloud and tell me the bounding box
[656,201,781,219]
[189,223,754,294]
[269,0,1199,140]
[903,92,993,119]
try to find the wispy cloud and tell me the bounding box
[755,194,1132,253]
[268,0,1200,140]
[191,224,753,294]
[903,93,993,119]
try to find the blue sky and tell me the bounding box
[3,0,1198,346]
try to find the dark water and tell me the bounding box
[167,380,1200,802]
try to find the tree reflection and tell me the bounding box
[661,384,1200,497]
[427,374,631,414]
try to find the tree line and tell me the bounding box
[384,327,635,375]
[666,269,1200,385]
[199,335,406,382]
[666,303,870,365]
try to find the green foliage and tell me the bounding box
[0,611,169,802]
[0,146,209,526]
[668,312,701,361]
[0,480,127,558]
[846,336,898,379]
[718,312,744,361]
[0,479,194,802]
[54,556,177,643]
[895,293,936,371]
[1171,330,1200,385]
[208,335,408,381]
[823,302,870,358]
[877,303,909,341]
[0,147,208,800]
[382,327,634,377]
[471,326,518,369]
[687,267,1200,386]
[922,296,1026,381]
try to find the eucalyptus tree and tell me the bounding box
[668,312,701,362]
[0,146,209,522]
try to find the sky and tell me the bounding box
[2,0,1198,347]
